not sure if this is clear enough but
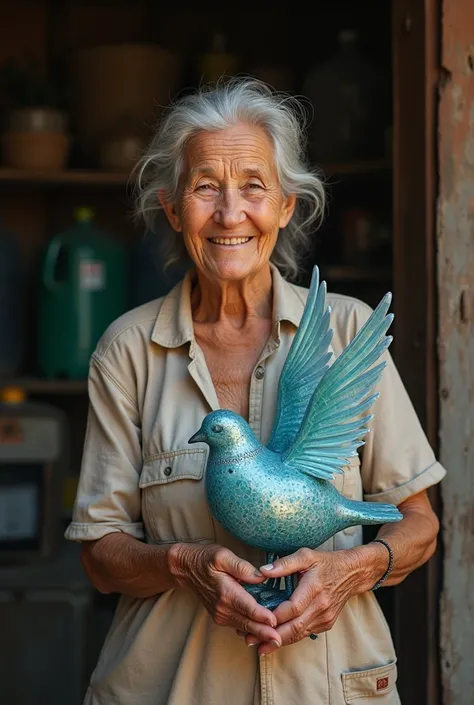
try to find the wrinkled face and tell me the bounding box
[161,124,296,282]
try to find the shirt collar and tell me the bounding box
[151,263,306,350]
[151,268,196,349]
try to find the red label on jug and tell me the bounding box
[80,260,105,291]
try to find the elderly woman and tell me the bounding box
[66,79,445,705]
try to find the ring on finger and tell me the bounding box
[309,633,318,640]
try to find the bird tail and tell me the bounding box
[340,499,402,526]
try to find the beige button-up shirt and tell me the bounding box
[66,264,446,705]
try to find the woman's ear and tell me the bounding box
[158,190,182,232]
[279,193,297,229]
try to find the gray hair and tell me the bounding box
[133,78,326,280]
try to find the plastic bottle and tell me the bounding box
[198,33,238,82]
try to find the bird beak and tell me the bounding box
[188,429,206,444]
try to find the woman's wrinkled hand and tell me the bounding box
[168,543,282,646]
[244,548,365,655]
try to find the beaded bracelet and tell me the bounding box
[371,539,394,591]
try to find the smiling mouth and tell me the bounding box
[208,237,253,246]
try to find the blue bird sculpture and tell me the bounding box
[189,266,402,609]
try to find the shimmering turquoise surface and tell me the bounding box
[189,265,402,606]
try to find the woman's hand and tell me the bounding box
[243,546,386,655]
[168,543,282,646]
[240,492,439,655]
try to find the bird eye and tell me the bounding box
[211,423,223,433]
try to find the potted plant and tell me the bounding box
[0,56,70,170]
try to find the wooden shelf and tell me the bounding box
[320,266,392,282]
[0,161,391,187]
[0,168,131,187]
[2,378,88,395]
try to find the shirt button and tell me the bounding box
[255,366,265,380]
[164,466,172,477]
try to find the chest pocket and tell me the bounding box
[139,449,216,544]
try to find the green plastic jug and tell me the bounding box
[37,207,126,379]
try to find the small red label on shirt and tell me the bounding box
[377,677,389,691]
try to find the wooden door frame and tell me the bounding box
[392,1,441,704]
[437,2,474,703]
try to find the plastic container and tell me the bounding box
[0,541,93,705]
[303,29,388,162]
[0,222,24,376]
[37,207,126,379]
[0,583,93,705]
[0,386,68,564]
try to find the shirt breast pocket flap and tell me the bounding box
[139,450,215,544]
[342,660,398,704]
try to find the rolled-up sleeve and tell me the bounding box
[64,353,144,542]
[359,324,446,506]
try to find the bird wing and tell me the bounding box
[282,292,394,481]
[266,265,333,455]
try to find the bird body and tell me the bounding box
[201,410,401,555]
[189,265,402,604]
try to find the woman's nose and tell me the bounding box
[213,188,246,228]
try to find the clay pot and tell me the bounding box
[7,107,68,133]
[2,107,70,170]
[71,43,182,164]
[99,134,144,172]
[2,131,70,170]
[98,116,145,172]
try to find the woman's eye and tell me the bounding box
[247,182,263,190]
[197,183,214,192]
